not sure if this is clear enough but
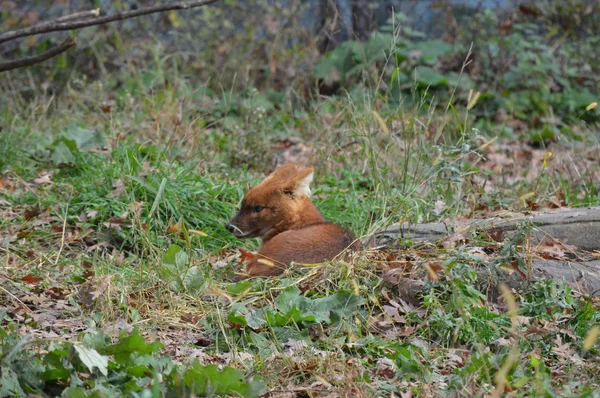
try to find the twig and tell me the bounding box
[54,9,101,23]
[0,38,76,72]
[54,202,69,266]
[0,0,221,44]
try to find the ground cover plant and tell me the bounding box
[1,1,600,396]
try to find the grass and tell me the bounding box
[1,11,600,396]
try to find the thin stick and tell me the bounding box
[0,38,76,72]
[0,0,221,44]
[54,203,69,266]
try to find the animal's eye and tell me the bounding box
[253,205,264,213]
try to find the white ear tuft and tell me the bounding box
[293,171,313,198]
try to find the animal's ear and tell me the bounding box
[289,167,313,198]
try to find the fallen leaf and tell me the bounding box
[24,205,42,220]
[33,171,53,185]
[20,274,42,283]
[238,248,256,263]
[110,179,126,198]
[425,262,442,281]
[103,216,132,230]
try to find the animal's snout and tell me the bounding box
[226,222,251,239]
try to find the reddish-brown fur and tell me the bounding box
[226,164,359,277]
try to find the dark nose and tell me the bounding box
[225,223,235,233]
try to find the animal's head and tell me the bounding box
[226,164,314,239]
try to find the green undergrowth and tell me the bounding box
[1,2,600,394]
[2,60,600,396]
[1,260,599,396]
[1,66,600,395]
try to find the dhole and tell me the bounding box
[226,164,359,277]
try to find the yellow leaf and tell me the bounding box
[189,229,207,237]
[583,326,599,350]
[542,151,552,171]
[352,279,360,296]
[166,10,182,28]
[586,102,597,111]
[519,192,536,202]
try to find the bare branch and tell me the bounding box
[0,0,221,44]
[0,38,76,72]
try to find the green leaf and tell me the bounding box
[414,67,448,87]
[274,285,302,314]
[74,345,109,376]
[148,177,167,218]
[181,266,205,293]
[390,67,400,87]
[412,39,453,65]
[183,363,266,398]
[227,280,252,295]
[266,306,304,327]
[162,244,186,274]
[103,330,163,363]
[60,125,106,150]
[40,347,72,381]
[0,367,26,397]
[51,139,78,165]
[313,291,365,322]
[363,32,393,62]
[228,303,249,327]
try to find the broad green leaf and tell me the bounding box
[412,39,453,65]
[267,306,304,327]
[414,67,448,87]
[0,367,26,397]
[51,139,78,165]
[60,125,106,150]
[183,363,266,398]
[41,347,72,381]
[103,330,163,363]
[182,266,205,293]
[274,285,302,313]
[228,303,249,327]
[227,280,252,294]
[74,345,109,376]
[162,244,185,276]
[314,291,365,322]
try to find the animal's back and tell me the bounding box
[246,223,358,276]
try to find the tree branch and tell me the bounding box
[0,0,221,45]
[0,38,77,72]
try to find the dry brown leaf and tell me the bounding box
[110,178,126,198]
[33,171,53,185]
[19,274,42,284]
